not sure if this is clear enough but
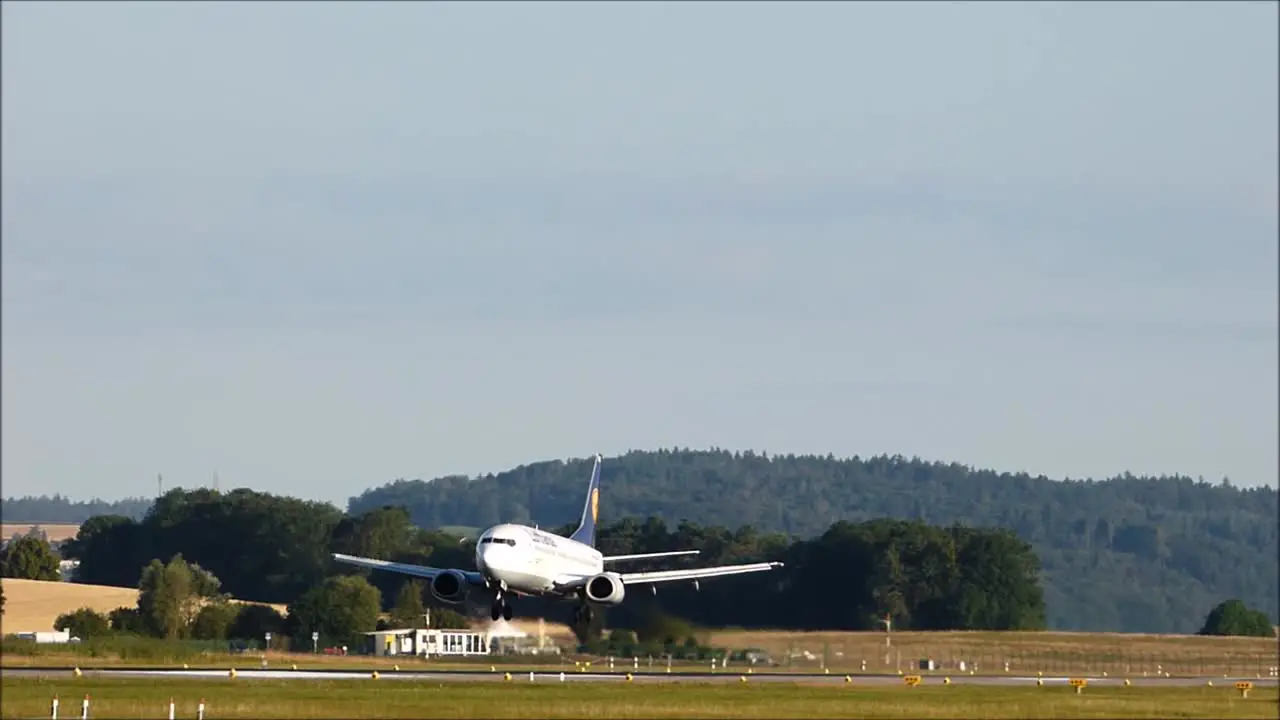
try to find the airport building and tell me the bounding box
[362,621,536,658]
[14,629,76,644]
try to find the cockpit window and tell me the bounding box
[480,537,516,546]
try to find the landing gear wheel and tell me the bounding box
[502,603,513,621]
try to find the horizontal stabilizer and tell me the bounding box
[603,550,701,563]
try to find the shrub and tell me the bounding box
[1198,599,1275,638]
[54,608,111,638]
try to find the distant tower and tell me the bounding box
[157,473,163,497]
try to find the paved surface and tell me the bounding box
[7,667,1279,687]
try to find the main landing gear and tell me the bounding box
[490,595,513,622]
[572,600,594,626]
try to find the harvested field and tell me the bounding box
[1,523,80,543]
[0,579,137,635]
[0,579,289,635]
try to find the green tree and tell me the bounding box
[287,575,381,648]
[1197,599,1275,638]
[60,515,134,561]
[330,506,417,561]
[137,558,191,638]
[191,600,240,640]
[636,611,695,645]
[70,517,148,586]
[1,535,61,580]
[54,608,111,638]
[136,554,224,639]
[388,580,427,628]
[108,607,147,634]
[425,606,470,630]
[228,604,288,641]
[607,627,637,646]
[74,488,343,604]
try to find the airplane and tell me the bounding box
[332,453,784,626]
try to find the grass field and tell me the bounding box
[2,578,1274,679]
[2,676,1276,719]
[706,629,1280,678]
[3,626,1277,680]
[5,644,1277,683]
[1,523,81,543]
[0,579,290,635]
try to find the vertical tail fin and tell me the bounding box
[568,454,602,547]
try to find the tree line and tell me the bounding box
[36,487,1057,640]
[5,542,472,652]
[1,494,151,524]
[3,491,1273,648]
[343,449,1278,633]
[5,448,1276,635]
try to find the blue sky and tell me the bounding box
[3,2,1276,506]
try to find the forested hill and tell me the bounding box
[349,449,1279,635]
[1,494,152,524]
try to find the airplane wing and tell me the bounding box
[331,553,488,587]
[555,560,783,591]
[618,561,783,585]
[603,550,701,563]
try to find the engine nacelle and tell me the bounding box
[584,572,626,605]
[430,570,469,604]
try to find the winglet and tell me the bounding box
[568,453,603,547]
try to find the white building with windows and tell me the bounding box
[363,621,531,658]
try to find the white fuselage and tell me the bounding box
[474,523,604,597]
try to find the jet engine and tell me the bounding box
[429,570,469,604]
[583,572,626,605]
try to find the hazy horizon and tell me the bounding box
[4,2,1276,508]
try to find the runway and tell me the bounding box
[8,667,1279,688]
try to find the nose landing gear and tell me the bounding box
[490,596,513,622]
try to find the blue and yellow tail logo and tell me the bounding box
[570,454,603,547]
